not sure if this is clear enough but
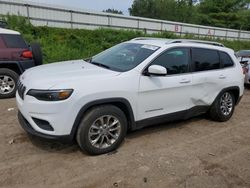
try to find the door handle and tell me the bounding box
[219,75,226,79]
[179,79,191,84]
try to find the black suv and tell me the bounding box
[0,27,42,99]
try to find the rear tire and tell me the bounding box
[30,43,43,66]
[0,68,19,99]
[76,105,127,155]
[209,91,235,122]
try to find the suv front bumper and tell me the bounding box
[16,90,79,141]
[18,111,73,143]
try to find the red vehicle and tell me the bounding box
[0,27,42,98]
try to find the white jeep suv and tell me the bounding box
[16,38,244,155]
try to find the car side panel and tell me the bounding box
[191,69,226,106]
[137,74,193,121]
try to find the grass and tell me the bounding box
[3,15,250,64]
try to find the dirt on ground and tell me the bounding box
[0,90,250,188]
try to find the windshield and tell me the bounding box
[90,43,159,72]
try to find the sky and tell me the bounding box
[27,0,134,15]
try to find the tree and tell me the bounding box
[129,0,157,18]
[129,0,250,30]
[198,0,250,29]
[103,8,123,15]
[129,0,198,23]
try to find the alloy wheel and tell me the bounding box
[88,115,121,149]
[0,75,15,94]
[220,92,233,116]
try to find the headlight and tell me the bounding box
[27,89,73,101]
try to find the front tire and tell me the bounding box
[0,68,19,99]
[209,91,235,122]
[76,105,127,155]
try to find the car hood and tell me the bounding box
[21,59,121,89]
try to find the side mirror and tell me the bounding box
[146,65,167,76]
[240,60,249,65]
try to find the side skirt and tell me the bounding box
[134,105,209,130]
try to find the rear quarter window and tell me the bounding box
[1,34,28,48]
[219,51,234,68]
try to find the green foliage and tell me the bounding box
[129,0,250,30]
[103,8,123,15]
[129,0,198,24]
[198,0,250,30]
[4,15,250,63]
[3,14,34,34]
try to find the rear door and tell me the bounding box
[190,48,224,107]
[219,51,242,86]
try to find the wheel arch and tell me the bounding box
[214,86,241,106]
[0,62,22,75]
[70,98,136,140]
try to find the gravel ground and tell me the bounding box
[0,89,250,188]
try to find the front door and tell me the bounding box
[137,47,193,121]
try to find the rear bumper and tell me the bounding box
[18,111,73,143]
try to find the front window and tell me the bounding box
[90,43,159,72]
[151,48,190,75]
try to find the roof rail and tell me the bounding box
[168,39,224,47]
[131,38,225,47]
[131,37,169,41]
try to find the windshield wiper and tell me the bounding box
[84,57,111,70]
[84,57,92,63]
[91,61,110,69]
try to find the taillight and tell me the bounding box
[21,50,33,58]
[243,67,249,74]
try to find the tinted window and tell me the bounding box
[219,52,234,68]
[192,48,220,72]
[2,34,27,48]
[151,48,190,75]
[0,37,5,48]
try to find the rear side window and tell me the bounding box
[1,34,27,48]
[219,52,234,68]
[192,48,220,72]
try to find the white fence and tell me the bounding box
[1,0,250,40]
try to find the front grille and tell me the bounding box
[17,80,26,100]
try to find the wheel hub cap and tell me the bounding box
[88,115,121,149]
[0,75,15,94]
[220,92,233,116]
